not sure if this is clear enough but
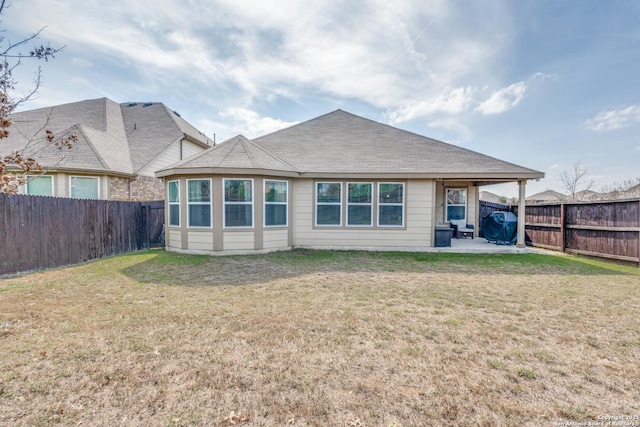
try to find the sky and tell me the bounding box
[4,0,640,198]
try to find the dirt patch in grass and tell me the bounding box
[0,250,639,426]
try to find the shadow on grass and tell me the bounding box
[119,248,640,287]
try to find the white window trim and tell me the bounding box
[315,181,342,227]
[347,182,373,227]
[25,175,54,196]
[167,180,180,227]
[223,178,254,229]
[69,176,100,199]
[377,182,405,227]
[186,178,213,229]
[446,188,467,223]
[264,179,288,228]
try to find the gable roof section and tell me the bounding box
[3,98,210,177]
[121,102,211,171]
[251,110,543,179]
[162,135,299,177]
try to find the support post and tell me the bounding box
[516,180,526,248]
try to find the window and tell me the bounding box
[187,179,212,228]
[26,175,53,196]
[168,180,180,227]
[265,180,287,227]
[347,182,372,226]
[378,183,404,227]
[224,179,253,228]
[316,182,341,226]
[446,189,466,222]
[70,176,100,199]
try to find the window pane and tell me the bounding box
[379,183,403,204]
[27,176,53,196]
[168,181,179,203]
[317,183,341,203]
[379,205,403,226]
[265,204,287,226]
[348,183,371,203]
[225,204,252,227]
[447,206,465,221]
[188,180,210,202]
[70,177,99,199]
[348,205,372,226]
[225,180,252,202]
[189,204,211,227]
[317,205,341,225]
[447,189,466,205]
[169,205,180,226]
[265,181,287,202]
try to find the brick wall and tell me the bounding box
[108,175,165,201]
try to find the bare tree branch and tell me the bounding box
[0,0,75,194]
[559,162,595,200]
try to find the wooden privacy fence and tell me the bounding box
[0,194,164,276]
[512,199,640,266]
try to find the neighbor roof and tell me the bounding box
[157,110,544,181]
[3,98,211,176]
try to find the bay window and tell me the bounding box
[224,179,253,228]
[187,179,212,227]
[265,180,287,227]
[168,180,180,226]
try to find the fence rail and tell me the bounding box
[480,199,640,266]
[0,194,164,276]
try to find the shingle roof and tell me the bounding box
[253,110,543,178]
[158,109,543,180]
[3,98,210,176]
[166,135,299,175]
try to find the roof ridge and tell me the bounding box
[241,135,300,171]
[217,135,245,166]
[75,124,110,170]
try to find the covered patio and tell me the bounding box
[428,235,530,254]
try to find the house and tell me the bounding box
[156,110,544,254]
[479,190,508,204]
[526,189,566,204]
[2,97,211,200]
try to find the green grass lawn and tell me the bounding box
[1,250,639,426]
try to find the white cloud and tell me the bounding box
[475,81,526,115]
[547,163,560,170]
[584,106,640,131]
[387,86,475,124]
[4,0,550,139]
[198,108,299,142]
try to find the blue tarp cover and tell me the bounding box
[482,211,518,245]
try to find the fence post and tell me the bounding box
[560,203,566,253]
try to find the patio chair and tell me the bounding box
[450,219,474,239]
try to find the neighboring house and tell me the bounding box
[479,190,508,204]
[156,110,544,254]
[2,97,211,200]
[526,189,566,204]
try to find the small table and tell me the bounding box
[434,227,453,247]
